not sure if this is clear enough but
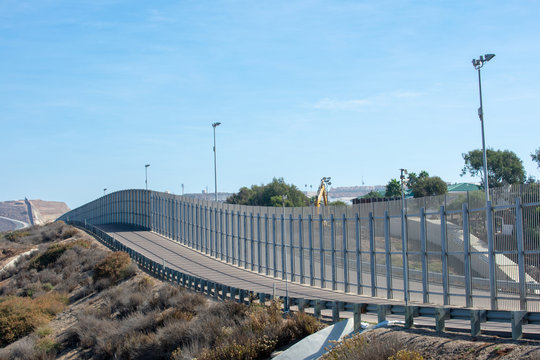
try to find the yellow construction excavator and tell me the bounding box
[314,177,331,207]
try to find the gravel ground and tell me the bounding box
[364,326,540,359]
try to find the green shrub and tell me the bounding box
[93,251,133,284]
[29,239,91,270]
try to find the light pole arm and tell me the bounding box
[477,67,490,202]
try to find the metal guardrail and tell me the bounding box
[70,220,540,340]
[59,186,540,312]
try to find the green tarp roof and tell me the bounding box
[447,183,481,192]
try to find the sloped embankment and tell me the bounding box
[0,223,322,359]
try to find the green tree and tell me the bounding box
[362,191,383,199]
[385,179,401,198]
[226,178,309,207]
[461,149,526,187]
[411,176,447,198]
[532,148,540,169]
[329,200,348,206]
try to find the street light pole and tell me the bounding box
[103,188,107,196]
[145,164,150,190]
[212,122,221,202]
[472,54,495,203]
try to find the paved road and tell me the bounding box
[99,224,398,306]
[0,216,29,231]
[97,224,540,338]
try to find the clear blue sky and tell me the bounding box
[1,1,539,209]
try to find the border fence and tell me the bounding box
[58,184,540,312]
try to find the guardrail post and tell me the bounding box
[511,311,527,340]
[470,310,485,337]
[435,307,450,332]
[462,203,472,308]
[353,303,363,331]
[332,301,339,322]
[378,304,389,323]
[221,285,227,300]
[213,282,218,299]
[515,198,527,311]
[239,289,245,304]
[298,298,306,312]
[314,299,321,319]
[404,306,417,329]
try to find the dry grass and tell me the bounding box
[321,329,415,360]
[0,292,68,347]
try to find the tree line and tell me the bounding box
[226,147,540,206]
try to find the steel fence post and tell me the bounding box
[369,212,376,297]
[420,207,428,303]
[401,207,409,305]
[515,197,527,311]
[463,203,472,308]
[331,213,336,291]
[440,205,449,306]
[299,214,304,284]
[342,213,349,293]
[319,214,325,288]
[356,213,362,295]
[487,200,497,310]
[289,214,294,282]
[384,210,392,299]
[308,214,314,286]
[265,213,269,275]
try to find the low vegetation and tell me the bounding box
[0,222,323,359]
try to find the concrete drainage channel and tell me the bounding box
[71,220,540,342]
[272,318,404,359]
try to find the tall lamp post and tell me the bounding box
[103,188,107,196]
[212,122,221,202]
[472,54,495,202]
[145,164,150,190]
